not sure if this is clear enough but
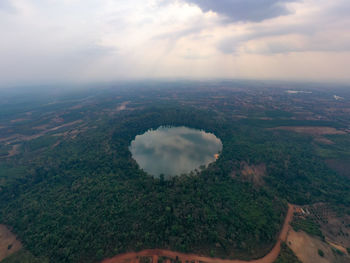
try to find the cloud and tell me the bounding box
[243,34,350,54]
[216,0,350,54]
[181,0,298,22]
[0,0,17,13]
[154,24,205,41]
[0,0,350,86]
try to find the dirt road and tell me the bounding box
[102,204,294,263]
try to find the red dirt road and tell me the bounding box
[102,204,294,263]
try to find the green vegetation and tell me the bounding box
[291,217,324,240]
[223,126,350,205]
[274,243,301,263]
[0,84,349,263]
[0,145,11,157]
[315,134,350,159]
[318,249,324,257]
[0,108,287,262]
[332,247,345,256]
[0,164,27,186]
[22,136,58,152]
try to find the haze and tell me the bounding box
[1,0,350,87]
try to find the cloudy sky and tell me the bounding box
[0,0,350,86]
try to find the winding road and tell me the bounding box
[102,204,294,263]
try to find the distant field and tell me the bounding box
[326,159,350,178]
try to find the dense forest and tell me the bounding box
[0,107,287,262]
[0,84,350,262]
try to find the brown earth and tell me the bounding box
[288,203,350,263]
[7,144,20,157]
[102,205,294,263]
[116,102,130,112]
[271,126,347,146]
[10,118,27,123]
[0,225,22,262]
[287,229,334,263]
[232,162,266,187]
[314,137,334,145]
[271,126,346,136]
[287,229,350,263]
[303,203,350,249]
[0,144,21,159]
[320,209,350,249]
[326,240,348,255]
[32,124,50,130]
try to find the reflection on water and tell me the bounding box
[129,126,222,178]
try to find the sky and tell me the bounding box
[0,0,350,86]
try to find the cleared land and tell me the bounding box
[271,126,346,136]
[288,203,350,263]
[232,162,266,187]
[0,225,22,261]
[271,126,347,145]
[287,229,333,263]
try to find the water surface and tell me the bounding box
[130,126,222,178]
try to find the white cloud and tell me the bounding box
[0,0,349,86]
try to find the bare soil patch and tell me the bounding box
[287,229,334,263]
[0,225,22,261]
[32,124,50,130]
[116,101,130,112]
[10,118,27,123]
[7,144,20,157]
[327,240,348,255]
[320,210,350,249]
[305,203,350,249]
[290,203,350,262]
[314,137,334,145]
[232,162,266,187]
[271,126,347,146]
[272,126,346,136]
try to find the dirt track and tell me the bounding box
[102,204,294,263]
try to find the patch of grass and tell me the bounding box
[0,165,27,182]
[291,217,324,240]
[332,247,345,256]
[0,145,11,157]
[22,135,58,152]
[316,134,350,159]
[318,249,324,257]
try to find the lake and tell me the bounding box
[129,126,222,178]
